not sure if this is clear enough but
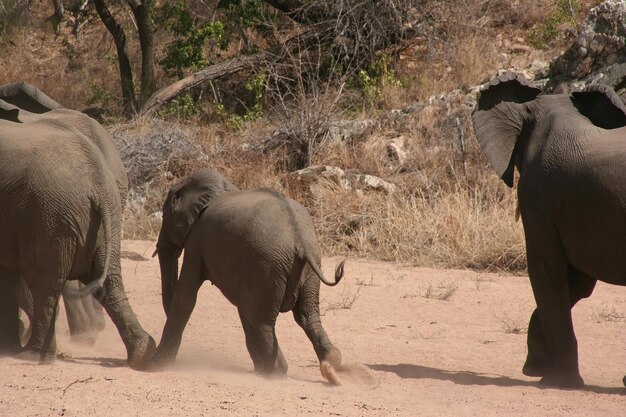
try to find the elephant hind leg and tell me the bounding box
[238,310,287,375]
[20,274,64,363]
[292,281,341,385]
[523,265,596,379]
[526,238,585,388]
[0,268,22,354]
[96,273,156,370]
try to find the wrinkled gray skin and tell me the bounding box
[0,89,155,369]
[472,73,626,388]
[0,82,122,346]
[153,169,345,384]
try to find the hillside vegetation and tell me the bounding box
[0,0,601,270]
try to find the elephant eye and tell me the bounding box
[170,193,179,214]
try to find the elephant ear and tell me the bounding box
[165,168,239,248]
[472,72,543,187]
[570,84,626,129]
[0,82,63,113]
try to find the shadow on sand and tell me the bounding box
[368,363,625,395]
[61,356,128,368]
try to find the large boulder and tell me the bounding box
[547,0,626,95]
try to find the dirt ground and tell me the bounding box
[1,240,624,416]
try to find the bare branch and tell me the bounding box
[140,53,267,116]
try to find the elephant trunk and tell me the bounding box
[155,231,182,316]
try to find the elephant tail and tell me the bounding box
[304,253,345,287]
[78,199,113,297]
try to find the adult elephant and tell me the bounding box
[472,72,626,388]
[0,104,155,369]
[152,169,345,384]
[0,82,127,346]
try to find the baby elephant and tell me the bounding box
[152,168,345,384]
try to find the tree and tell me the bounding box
[139,0,415,115]
[125,0,154,105]
[92,0,135,115]
[91,0,154,116]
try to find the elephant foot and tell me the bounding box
[522,355,551,377]
[126,334,156,371]
[92,320,106,332]
[320,347,342,386]
[0,338,22,356]
[252,357,289,375]
[622,375,626,388]
[539,370,584,389]
[151,345,175,371]
[15,347,55,364]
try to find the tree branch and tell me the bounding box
[140,53,267,116]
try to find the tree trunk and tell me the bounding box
[51,0,64,19]
[127,0,155,106]
[92,0,136,117]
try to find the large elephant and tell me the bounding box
[0,82,128,346]
[152,168,345,384]
[472,72,626,388]
[0,102,155,369]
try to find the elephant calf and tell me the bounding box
[152,169,345,384]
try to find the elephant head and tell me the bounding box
[472,72,626,187]
[155,168,239,314]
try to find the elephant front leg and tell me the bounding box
[95,274,156,370]
[153,272,203,368]
[523,309,551,377]
[62,281,96,346]
[526,245,583,388]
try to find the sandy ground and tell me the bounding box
[1,240,624,416]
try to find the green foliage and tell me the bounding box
[158,93,201,121]
[87,84,115,107]
[528,0,581,48]
[157,1,228,77]
[357,55,401,103]
[217,72,266,129]
[218,0,262,27]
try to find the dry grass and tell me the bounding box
[418,281,459,301]
[322,285,362,313]
[493,310,529,335]
[593,303,625,323]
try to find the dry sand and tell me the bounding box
[1,240,624,416]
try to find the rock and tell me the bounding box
[547,0,626,92]
[326,119,379,143]
[287,165,395,196]
[346,172,397,194]
[289,165,350,190]
[385,137,407,167]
